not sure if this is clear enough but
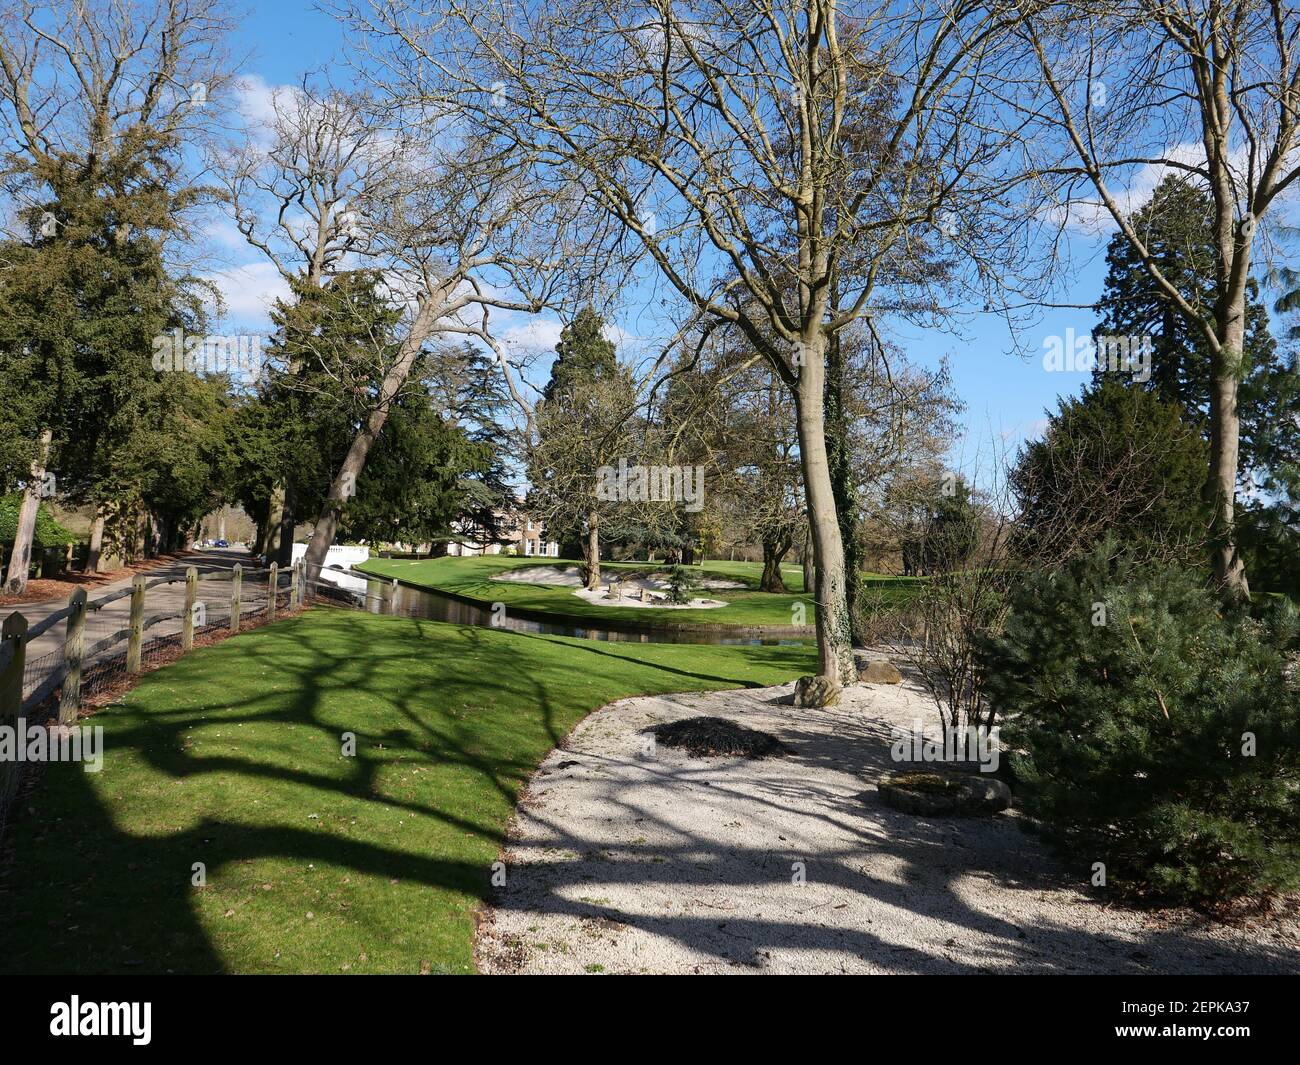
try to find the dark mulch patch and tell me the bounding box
[643,715,788,759]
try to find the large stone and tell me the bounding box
[877,770,1011,816]
[961,776,1013,813]
[793,675,841,708]
[858,660,903,685]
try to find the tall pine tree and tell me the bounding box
[1091,176,1292,485]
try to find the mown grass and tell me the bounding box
[0,608,815,974]
[356,555,915,630]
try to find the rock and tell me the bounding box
[640,587,654,603]
[960,776,1012,813]
[793,675,841,707]
[858,660,903,685]
[877,770,1011,816]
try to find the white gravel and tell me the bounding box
[476,667,1300,975]
[492,565,742,609]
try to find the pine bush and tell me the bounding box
[979,544,1300,906]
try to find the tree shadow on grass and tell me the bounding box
[0,608,806,974]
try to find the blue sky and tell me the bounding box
[219,4,1132,485]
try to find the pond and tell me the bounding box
[316,567,813,647]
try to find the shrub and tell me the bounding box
[666,564,700,605]
[979,544,1300,907]
[0,493,76,547]
[1008,379,1210,564]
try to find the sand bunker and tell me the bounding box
[492,565,742,610]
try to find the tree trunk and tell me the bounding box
[825,323,864,642]
[275,483,296,567]
[302,296,442,580]
[760,534,789,593]
[796,333,855,684]
[86,506,106,573]
[801,521,815,596]
[3,428,53,596]
[263,485,285,562]
[581,510,601,589]
[1208,283,1250,600]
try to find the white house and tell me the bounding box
[447,506,559,558]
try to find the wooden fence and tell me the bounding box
[0,562,307,820]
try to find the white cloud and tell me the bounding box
[202,260,290,329]
[197,214,251,252]
[1056,140,1277,234]
[999,417,1050,443]
[232,74,286,127]
[501,317,564,352]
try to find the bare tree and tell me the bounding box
[215,82,411,560]
[352,0,1036,686]
[1007,0,1300,599]
[221,73,605,578]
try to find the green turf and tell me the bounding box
[356,555,828,629]
[0,608,815,974]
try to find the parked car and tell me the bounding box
[215,539,230,548]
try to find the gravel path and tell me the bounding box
[476,667,1300,975]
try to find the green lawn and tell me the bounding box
[357,555,921,631]
[357,555,815,630]
[0,608,815,974]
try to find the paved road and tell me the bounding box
[2,548,276,698]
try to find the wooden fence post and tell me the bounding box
[126,573,146,674]
[0,612,28,803]
[182,566,198,652]
[58,588,87,724]
[230,564,242,633]
[1,612,27,721]
[289,563,300,610]
[267,562,278,622]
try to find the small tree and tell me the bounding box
[1010,379,1210,564]
[528,308,641,588]
[865,473,1015,738]
[666,565,701,605]
[980,545,1300,907]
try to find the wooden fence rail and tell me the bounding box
[0,561,301,727]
